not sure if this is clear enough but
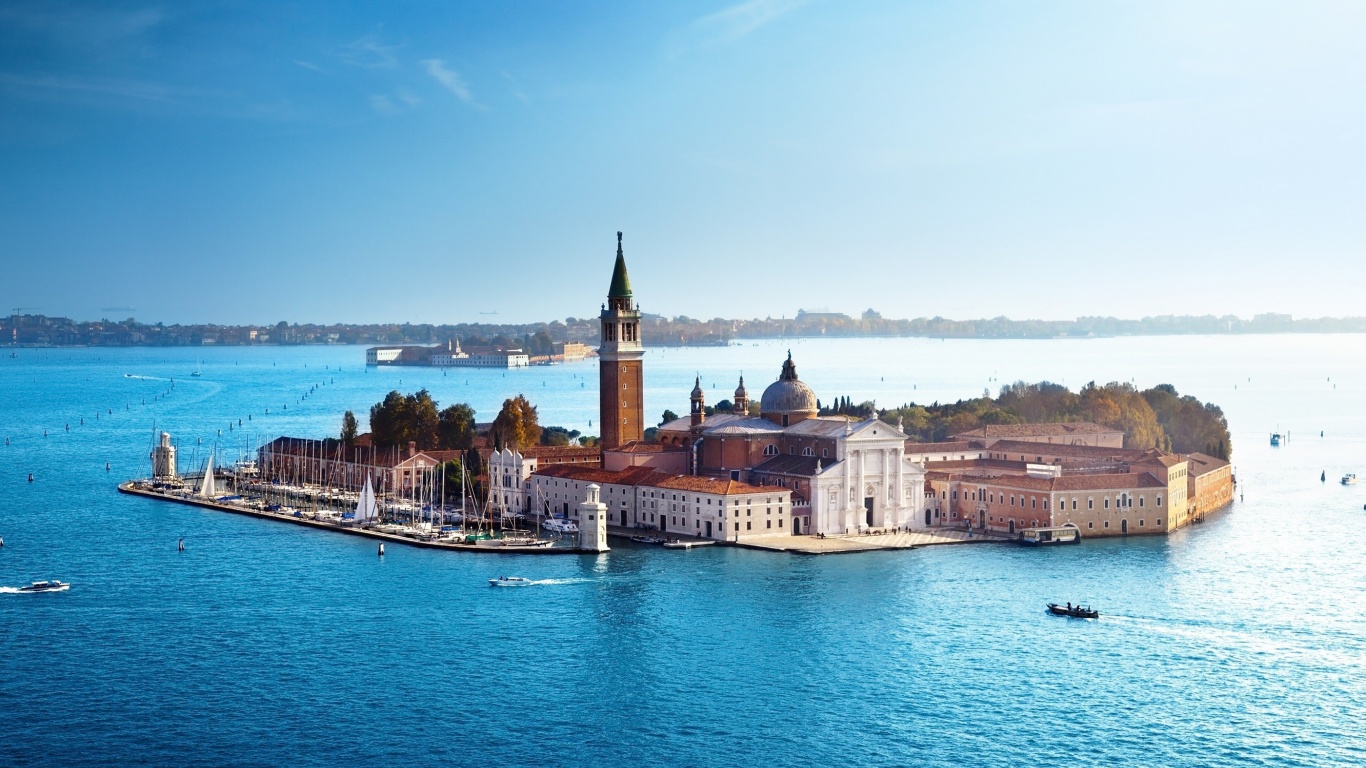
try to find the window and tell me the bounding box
[1088,498,1094,510]
[1156,518,1163,526]
[1157,496,1163,506]
[1104,521,1110,528]
[803,447,814,457]
[763,445,778,456]
[1104,498,1109,509]
[1072,499,1077,510]
[746,521,751,530]
[1088,522,1094,529]
[1139,519,1145,527]
[1031,497,1036,509]
[1139,497,1145,507]
[767,520,772,529]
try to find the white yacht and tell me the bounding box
[1342,473,1358,485]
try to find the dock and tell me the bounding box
[117,482,597,555]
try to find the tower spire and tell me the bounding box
[608,231,632,299]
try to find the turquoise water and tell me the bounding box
[2,336,1365,767]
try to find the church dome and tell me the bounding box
[760,352,818,420]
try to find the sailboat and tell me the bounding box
[191,361,202,377]
[197,454,217,499]
[352,474,379,526]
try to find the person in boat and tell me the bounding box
[1066,602,1072,610]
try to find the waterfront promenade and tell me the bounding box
[735,527,1004,554]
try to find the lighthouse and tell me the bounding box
[578,484,610,552]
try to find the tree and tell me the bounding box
[340,410,358,444]
[491,394,542,450]
[369,389,440,449]
[541,426,581,446]
[438,403,476,450]
[660,410,679,425]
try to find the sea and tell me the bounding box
[1,335,1364,768]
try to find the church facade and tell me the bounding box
[655,354,927,535]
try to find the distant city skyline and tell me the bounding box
[3,1,1364,325]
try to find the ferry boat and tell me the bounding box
[18,580,70,593]
[1047,602,1098,619]
[488,576,533,588]
[1019,525,1081,546]
[1343,473,1359,486]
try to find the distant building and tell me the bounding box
[366,339,529,368]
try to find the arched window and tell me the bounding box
[802,447,814,457]
[763,444,778,456]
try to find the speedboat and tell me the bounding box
[1047,603,1098,619]
[488,576,533,587]
[1343,473,1358,486]
[18,580,70,593]
[662,539,696,549]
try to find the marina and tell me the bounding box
[117,480,597,554]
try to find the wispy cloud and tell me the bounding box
[422,58,476,105]
[294,60,324,73]
[369,94,400,115]
[337,31,401,69]
[396,88,422,107]
[690,0,808,44]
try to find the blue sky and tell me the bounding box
[2,1,1363,325]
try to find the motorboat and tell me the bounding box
[630,535,665,545]
[1019,526,1080,546]
[1270,433,1282,447]
[662,539,696,549]
[1047,603,1098,619]
[488,576,533,588]
[1343,473,1358,486]
[18,580,70,593]
[542,517,579,534]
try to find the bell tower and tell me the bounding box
[599,232,644,449]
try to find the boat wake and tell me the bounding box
[1,585,70,594]
[528,578,593,586]
[123,374,169,381]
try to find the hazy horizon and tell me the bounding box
[3,1,1363,325]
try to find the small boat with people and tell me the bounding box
[1343,473,1358,486]
[630,535,665,545]
[662,539,698,549]
[488,576,533,588]
[18,580,70,593]
[1047,602,1098,619]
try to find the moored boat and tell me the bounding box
[1019,525,1080,546]
[1047,602,1098,619]
[1342,473,1358,486]
[630,535,665,545]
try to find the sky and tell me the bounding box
[1,1,1364,326]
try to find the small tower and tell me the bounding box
[733,374,749,415]
[578,484,610,552]
[690,375,706,429]
[151,432,177,479]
